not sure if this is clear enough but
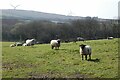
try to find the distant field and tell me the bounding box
[2,38,119,78]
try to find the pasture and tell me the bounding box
[2,38,119,78]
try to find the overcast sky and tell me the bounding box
[0,0,119,19]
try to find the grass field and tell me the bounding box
[2,38,119,78]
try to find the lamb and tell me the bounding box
[22,43,28,46]
[10,44,16,47]
[79,44,92,60]
[50,39,61,49]
[10,42,23,47]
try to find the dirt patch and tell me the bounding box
[2,62,39,70]
[68,73,88,78]
[28,72,88,78]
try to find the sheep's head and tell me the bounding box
[57,39,61,44]
[31,39,36,41]
[79,44,86,50]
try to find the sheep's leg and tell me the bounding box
[89,54,91,60]
[29,43,31,46]
[55,47,57,50]
[85,55,87,60]
[56,47,58,49]
[82,55,84,60]
[52,46,54,49]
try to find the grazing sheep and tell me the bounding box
[50,39,61,49]
[24,39,36,46]
[10,44,16,47]
[107,37,113,40]
[22,39,36,46]
[77,37,85,41]
[26,39,36,45]
[79,44,92,60]
[16,42,23,46]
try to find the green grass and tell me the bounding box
[2,38,119,78]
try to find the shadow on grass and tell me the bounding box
[60,48,68,50]
[87,58,100,62]
[52,48,68,51]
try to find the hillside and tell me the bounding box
[1,9,118,42]
[1,9,84,21]
[2,39,118,78]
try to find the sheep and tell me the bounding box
[22,43,28,46]
[25,39,36,46]
[10,42,23,47]
[16,42,23,46]
[77,37,85,41]
[50,39,61,49]
[107,37,113,40]
[79,44,92,60]
[10,44,16,47]
[22,39,36,46]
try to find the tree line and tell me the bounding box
[2,17,119,43]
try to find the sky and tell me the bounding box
[0,0,120,19]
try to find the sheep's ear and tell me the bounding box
[80,44,83,46]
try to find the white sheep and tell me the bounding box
[107,37,113,40]
[22,43,28,46]
[24,39,36,46]
[16,42,23,46]
[10,44,16,47]
[50,39,61,49]
[79,44,92,60]
[26,39,35,45]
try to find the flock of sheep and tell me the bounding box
[10,36,114,60]
[10,39,36,47]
